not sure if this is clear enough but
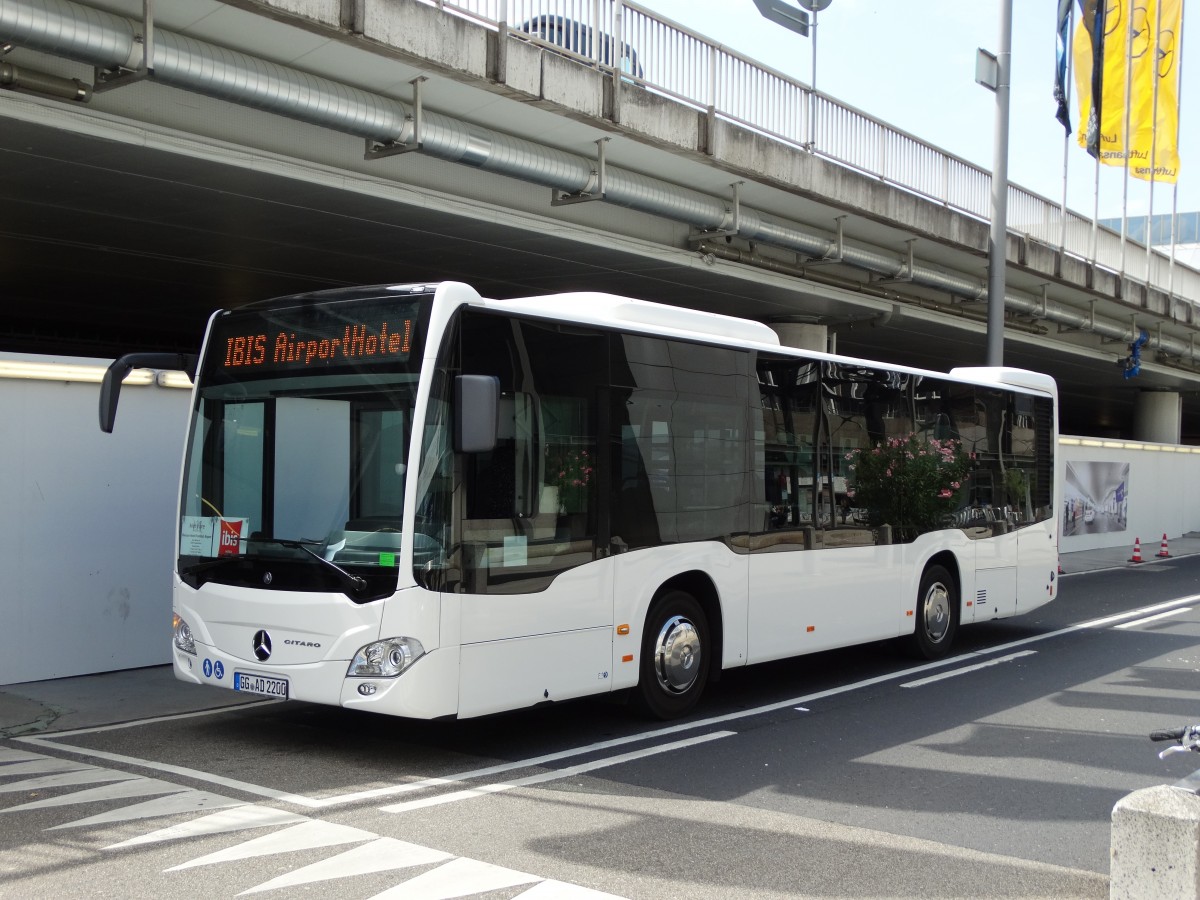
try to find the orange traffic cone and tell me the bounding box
[1157,533,1170,558]
[1130,537,1144,563]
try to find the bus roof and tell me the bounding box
[484,292,781,348]
[483,291,1056,397]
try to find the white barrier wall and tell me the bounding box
[2,353,1199,686]
[0,355,190,685]
[1059,436,1200,553]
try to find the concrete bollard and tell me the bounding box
[1111,785,1200,899]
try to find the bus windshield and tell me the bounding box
[177,291,433,601]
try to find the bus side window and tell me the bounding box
[456,312,603,594]
[754,357,819,546]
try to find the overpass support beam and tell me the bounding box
[1133,391,1182,444]
[769,322,828,354]
[1111,785,1200,899]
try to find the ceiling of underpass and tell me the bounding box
[3,0,1200,441]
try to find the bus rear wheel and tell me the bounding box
[634,590,709,719]
[906,564,958,660]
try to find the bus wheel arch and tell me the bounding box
[905,553,960,660]
[632,571,721,719]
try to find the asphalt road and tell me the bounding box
[5,559,1200,899]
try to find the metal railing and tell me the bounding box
[421,0,1198,301]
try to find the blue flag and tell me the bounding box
[1054,0,1073,132]
[1081,0,1107,159]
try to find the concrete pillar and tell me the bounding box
[1133,391,1182,444]
[1111,785,1200,899]
[769,322,829,353]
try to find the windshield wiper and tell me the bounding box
[244,537,367,593]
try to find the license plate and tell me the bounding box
[233,672,289,699]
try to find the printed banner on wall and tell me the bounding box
[1064,461,1129,536]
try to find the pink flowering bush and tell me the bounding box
[844,433,970,541]
[546,446,594,512]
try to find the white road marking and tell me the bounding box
[0,748,49,764]
[0,757,94,778]
[165,819,376,870]
[106,804,309,849]
[380,731,735,814]
[237,837,452,895]
[16,736,320,807]
[1114,607,1193,629]
[0,768,140,793]
[0,751,632,899]
[900,651,1038,688]
[47,790,244,830]
[16,593,1200,815]
[367,857,540,900]
[2,777,185,813]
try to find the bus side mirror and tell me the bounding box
[99,352,198,433]
[454,375,499,453]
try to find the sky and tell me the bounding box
[635,0,1199,225]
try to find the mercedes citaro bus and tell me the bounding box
[100,281,1059,719]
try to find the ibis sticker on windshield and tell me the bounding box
[181,516,249,557]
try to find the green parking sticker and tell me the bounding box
[379,552,396,568]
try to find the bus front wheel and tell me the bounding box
[906,564,958,660]
[634,590,709,719]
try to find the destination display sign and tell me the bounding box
[205,296,427,377]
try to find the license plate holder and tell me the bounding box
[233,671,289,699]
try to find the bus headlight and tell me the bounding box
[173,613,197,655]
[348,637,424,678]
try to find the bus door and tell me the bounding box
[450,313,614,717]
[748,358,903,663]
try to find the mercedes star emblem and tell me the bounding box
[252,629,272,661]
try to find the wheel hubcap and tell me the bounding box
[924,583,951,643]
[654,615,702,694]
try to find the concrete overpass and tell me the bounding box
[2,0,1199,439]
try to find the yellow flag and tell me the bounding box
[1074,0,1183,182]
[1071,0,1118,159]
[1129,0,1182,183]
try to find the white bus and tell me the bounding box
[101,281,1060,719]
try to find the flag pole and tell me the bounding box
[1168,8,1186,298]
[1059,0,1073,255]
[1120,5,1134,280]
[1146,0,1163,278]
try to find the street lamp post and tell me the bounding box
[797,0,832,149]
[975,0,1013,367]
